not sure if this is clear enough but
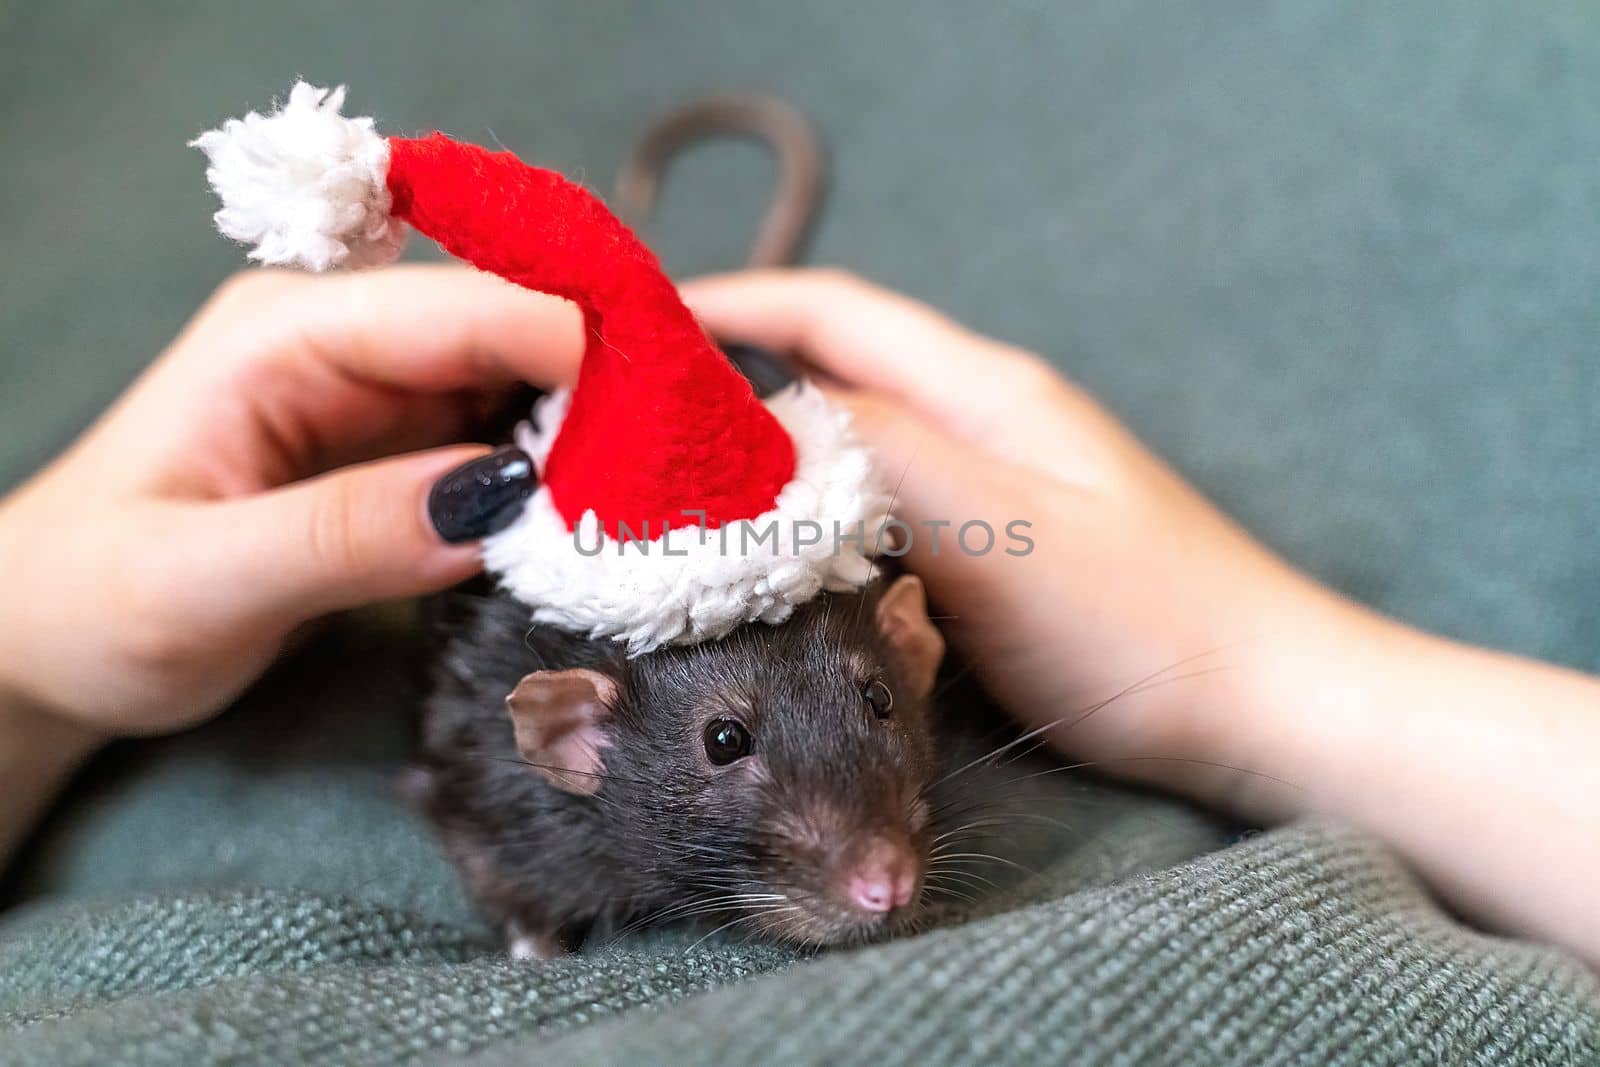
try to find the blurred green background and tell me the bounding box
[3,0,1598,673]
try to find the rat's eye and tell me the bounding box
[863,679,894,719]
[703,718,753,765]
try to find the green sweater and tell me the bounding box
[2,617,1596,1066]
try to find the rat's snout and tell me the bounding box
[844,837,921,915]
[754,793,933,943]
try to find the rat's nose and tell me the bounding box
[846,839,920,914]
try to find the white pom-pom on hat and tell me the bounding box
[190,82,405,271]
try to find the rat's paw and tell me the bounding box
[507,923,566,962]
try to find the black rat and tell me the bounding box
[410,573,946,957]
[409,100,952,958]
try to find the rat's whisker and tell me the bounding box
[997,666,1237,772]
[924,873,1003,902]
[1002,755,1301,791]
[605,890,787,943]
[927,816,1008,845]
[920,881,979,906]
[853,455,916,630]
[682,904,797,955]
[929,660,977,703]
[925,850,1037,877]
[947,645,1248,778]
[927,656,1239,791]
[457,754,660,789]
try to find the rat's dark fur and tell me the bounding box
[411,581,941,953]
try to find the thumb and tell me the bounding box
[199,445,534,623]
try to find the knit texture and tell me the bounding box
[514,827,1600,1067]
[2,612,1596,1066]
[6,1,1600,1065]
[5,815,1598,1065]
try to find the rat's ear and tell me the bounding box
[875,575,945,701]
[505,669,618,796]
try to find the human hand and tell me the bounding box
[0,265,581,742]
[684,269,1376,813]
[687,269,1600,965]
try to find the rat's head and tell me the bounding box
[505,575,946,947]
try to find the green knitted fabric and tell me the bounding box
[522,827,1600,1067]
[5,817,1598,1065]
[6,2,1600,1065]
[2,611,1596,1066]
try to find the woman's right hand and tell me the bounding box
[685,269,1356,813]
[686,269,1600,968]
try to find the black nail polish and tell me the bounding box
[720,341,798,398]
[428,446,537,544]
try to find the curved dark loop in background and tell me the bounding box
[614,93,827,270]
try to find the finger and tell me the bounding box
[181,264,587,392]
[681,269,1053,430]
[685,269,1143,486]
[186,444,529,622]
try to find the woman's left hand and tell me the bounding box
[0,265,578,741]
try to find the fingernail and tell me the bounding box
[428,446,537,544]
[720,341,798,398]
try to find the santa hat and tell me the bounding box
[193,83,890,653]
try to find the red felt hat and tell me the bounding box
[194,83,889,652]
